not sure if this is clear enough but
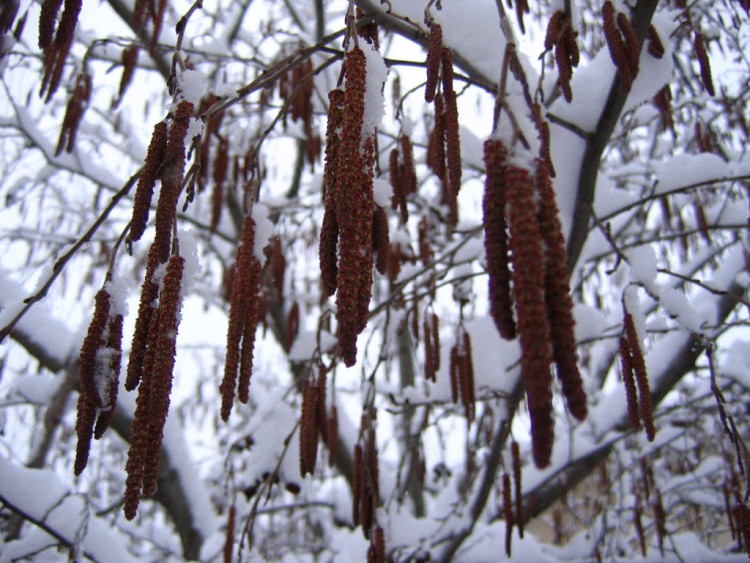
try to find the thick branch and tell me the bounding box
[566,0,660,270]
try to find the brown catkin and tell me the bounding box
[73,393,96,475]
[734,503,750,558]
[535,160,586,421]
[327,405,339,467]
[602,1,632,92]
[620,336,641,430]
[126,246,160,390]
[38,0,63,49]
[352,444,363,525]
[483,139,516,340]
[333,48,374,367]
[372,206,389,276]
[506,165,554,468]
[457,329,476,421]
[511,441,524,538]
[319,209,339,297]
[634,499,647,556]
[300,383,319,476]
[78,289,111,407]
[129,121,168,244]
[94,311,123,438]
[223,505,235,563]
[55,72,91,156]
[616,12,640,76]
[428,93,447,180]
[449,343,459,403]
[503,473,514,557]
[654,490,666,557]
[141,254,185,496]
[54,0,81,48]
[694,33,715,96]
[400,134,417,197]
[154,101,193,264]
[115,46,139,106]
[425,23,442,103]
[647,25,664,59]
[222,214,262,419]
[442,50,462,197]
[624,311,655,440]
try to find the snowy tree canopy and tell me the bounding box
[1,0,750,560]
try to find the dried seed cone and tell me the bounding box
[129,121,168,244]
[483,140,516,340]
[535,160,586,421]
[506,165,554,468]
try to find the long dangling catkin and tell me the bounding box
[334,48,375,366]
[424,23,442,103]
[616,12,640,77]
[634,498,647,557]
[129,121,168,244]
[619,336,641,430]
[327,405,339,467]
[424,318,435,382]
[449,343,459,403]
[442,49,462,197]
[503,473,514,557]
[79,289,111,408]
[511,441,524,538]
[602,1,633,92]
[734,503,750,558]
[647,25,664,59]
[459,329,476,421]
[55,71,91,156]
[505,164,554,468]
[352,444,363,525]
[428,93,447,180]
[223,505,236,563]
[93,310,123,438]
[623,307,655,440]
[141,254,185,496]
[694,32,715,96]
[221,214,262,420]
[124,254,185,517]
[300,382,319,476]
[653,489,666,557]
[535,159,587,421]
[126,246,160,391]
[74,392,96,476]
[483,139,516,340]
[38,0,64,49]
[372,205,389,276]
[154,100,193,264]
[320,209,339,297]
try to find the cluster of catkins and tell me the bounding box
[620,289,656,441]
[483,140,587,468]
[75,100,195,519]
[298,365,340,477]
[319,45,381,367]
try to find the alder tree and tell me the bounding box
[1,0,750,560]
